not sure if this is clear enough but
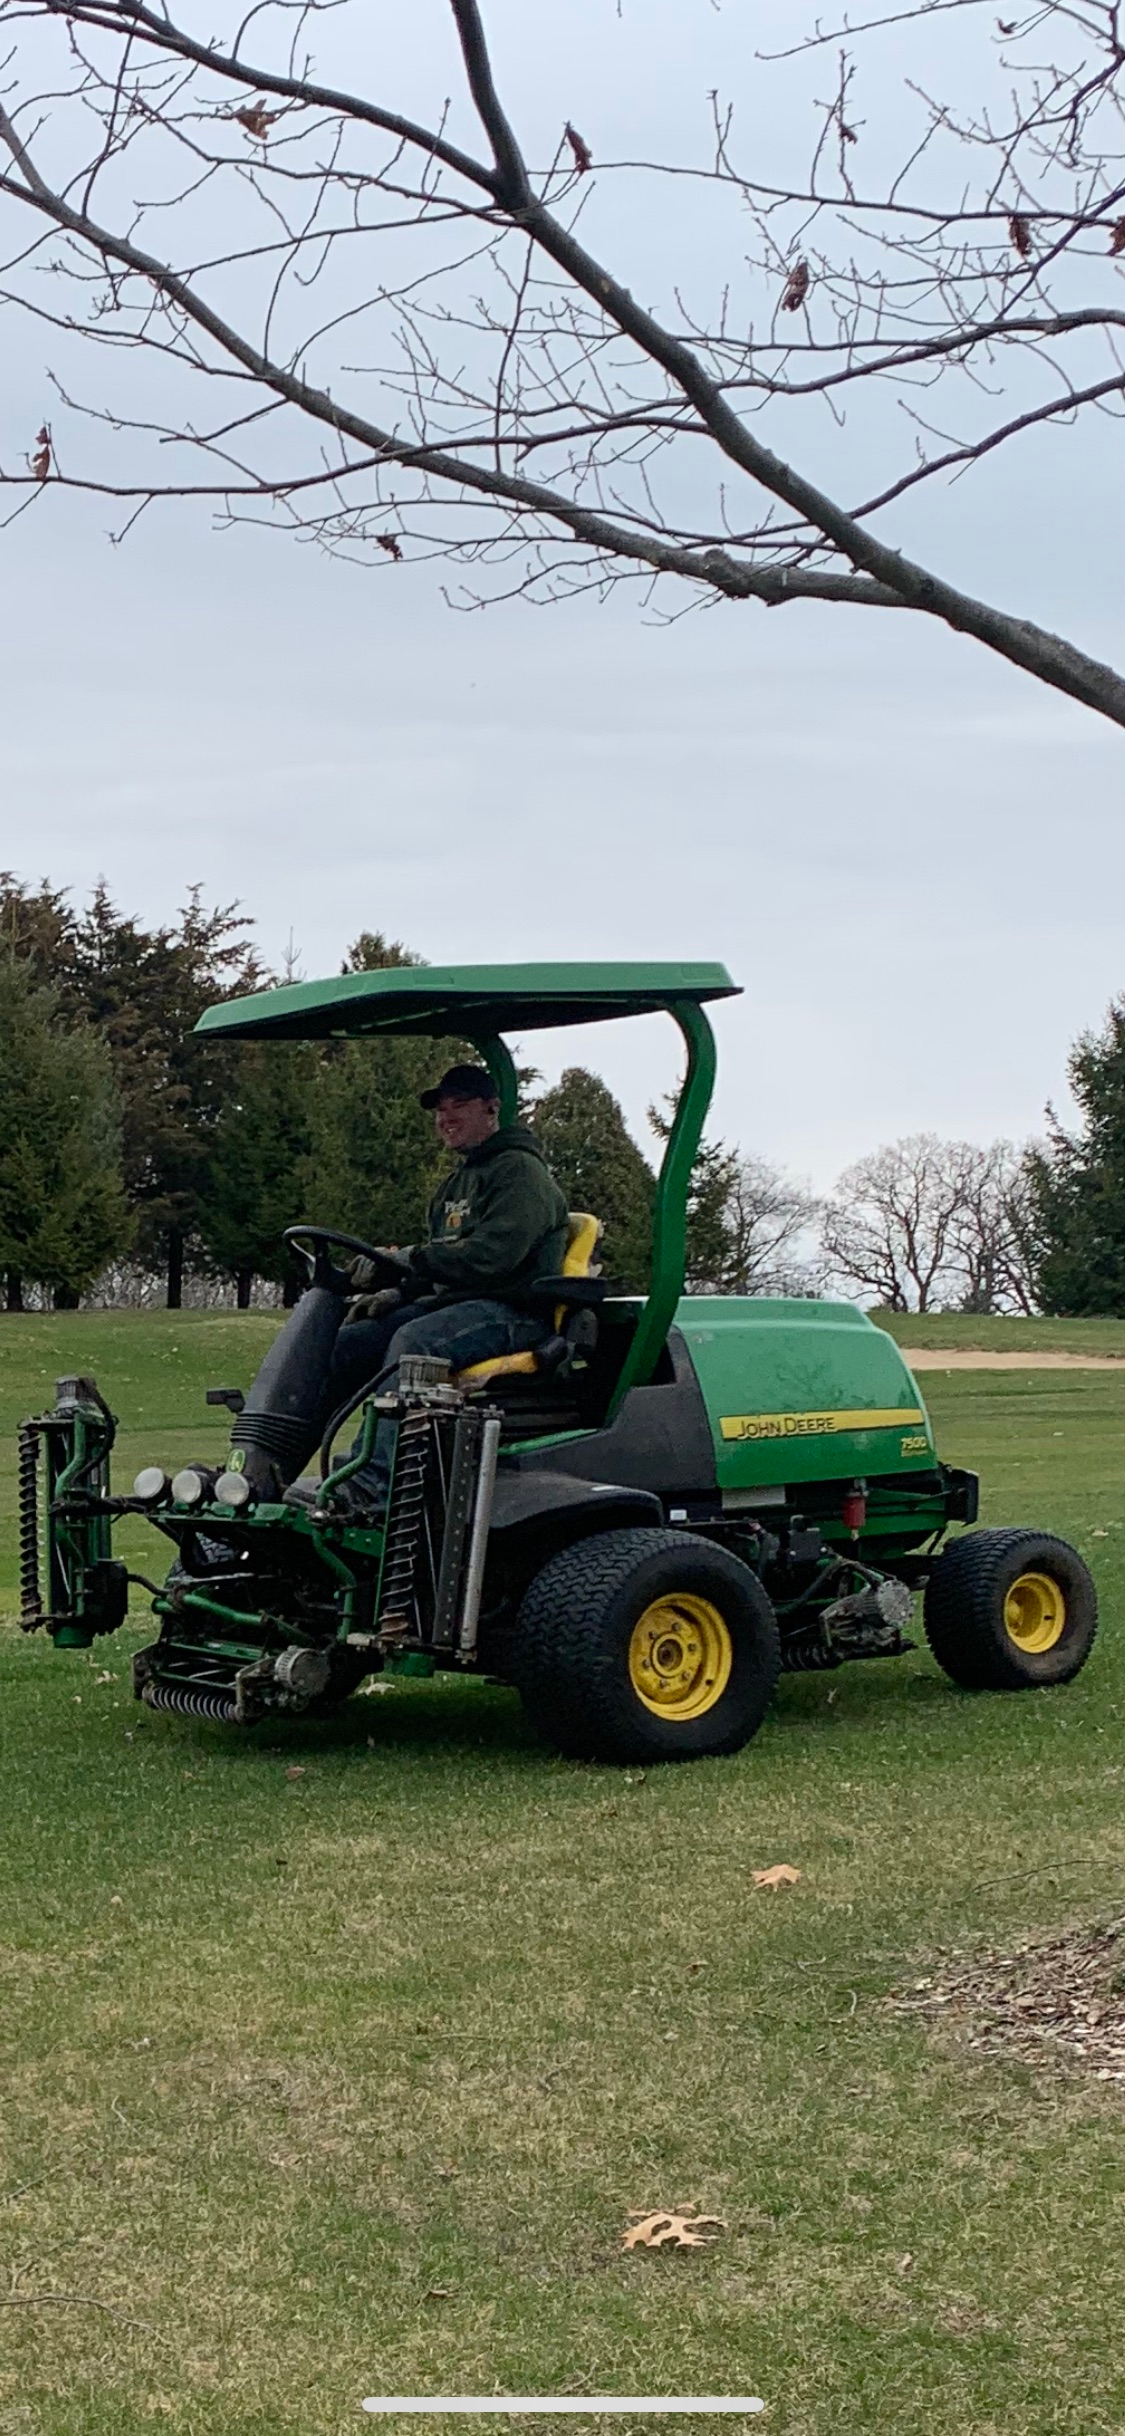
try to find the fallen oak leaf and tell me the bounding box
[753,1863,801,1889]
[285,1765,306,1781]
[623,2209,725,2251]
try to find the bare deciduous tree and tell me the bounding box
[3,6,1125,720]
[823,1133,1040,1312]
[823,1134,976,1311]
[949,1142,1040,1315]
[712,1155,823,1299]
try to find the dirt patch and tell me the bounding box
[901,1349,1125,1370]
[889,1921,1125,2087]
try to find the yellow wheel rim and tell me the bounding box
[1004,1570,1067,1654]
[628,1594,732,1720]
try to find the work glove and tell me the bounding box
[346,1252,388,1293]
[343,1284,403,1329]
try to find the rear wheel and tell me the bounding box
[924,1527,1097,1690]
[512,1528,781,1763]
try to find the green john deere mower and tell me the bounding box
[16,961,1098,1763]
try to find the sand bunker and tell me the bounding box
[900,1349,1125,1371]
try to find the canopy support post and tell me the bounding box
[474,1035,519,1129]
[607,998,717,1415]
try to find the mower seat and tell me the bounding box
[454,1212,604,1389]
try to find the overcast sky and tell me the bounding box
[2,0,1123,1193]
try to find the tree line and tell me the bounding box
[821,1001,1125,1314]
[0,877,818,1311]
[3,871,1124,1315]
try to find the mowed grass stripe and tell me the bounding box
[1,1316,1123,2434]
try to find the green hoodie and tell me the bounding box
[408,1124,569,1304]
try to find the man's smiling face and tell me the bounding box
[434,1091,500,1154]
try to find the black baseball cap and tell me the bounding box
[419,1063,500,1110]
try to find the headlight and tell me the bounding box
[132,1466,169,1504]
[170,1467,206,1507]
[214,1471,251,1510]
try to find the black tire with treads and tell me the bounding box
[512,1526,780,1764]
[923,1527,1097,1691]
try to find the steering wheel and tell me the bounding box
[283,1225,412,1295]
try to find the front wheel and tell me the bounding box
[924,1527,1097,1691]
[512,1528,781,1763]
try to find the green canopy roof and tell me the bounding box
[194,960,740,1043]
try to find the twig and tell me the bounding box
[971,1860,1125,1892]
[0,2292,169,2340]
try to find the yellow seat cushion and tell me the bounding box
[458,1349,539,1383]
[562,1210,602,1278]
[455,1213,602,1388]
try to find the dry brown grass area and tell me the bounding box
[889,1919,1125,2085]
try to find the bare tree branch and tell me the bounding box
[1,1,1125,724]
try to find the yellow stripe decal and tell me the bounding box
[720,1407,926,1444]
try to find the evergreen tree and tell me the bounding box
[1030,1002,1125,1313]
[197,1042,318,1304]
[647,1099,739,1292]
[0,873,81,1001]
[1,874,264,1303]
[0,956,130,1308]
[72,883,262,1305]
[299,932,468,1250]
[533,1068,654,1289]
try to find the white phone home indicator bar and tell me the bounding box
[361,2402,765,2416]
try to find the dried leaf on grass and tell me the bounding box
[623,2208,725,2251]
[753,1863,801,1889]
[890,1918,1125,2088]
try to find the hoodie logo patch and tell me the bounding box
[441,1197,472,1236]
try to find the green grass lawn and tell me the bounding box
[872,1307,1125,1354]
[2,1317,1125,2435]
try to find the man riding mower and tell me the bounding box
[298,1059,570,1517]
[16,960,1099,1765]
